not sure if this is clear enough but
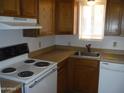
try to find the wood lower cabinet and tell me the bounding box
[13,88,22,93]
[67,58,99,93]
[0,0,20,16]
[57,60,67,93]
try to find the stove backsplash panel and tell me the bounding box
[0,43,29,61]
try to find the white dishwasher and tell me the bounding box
[99,61,124,93]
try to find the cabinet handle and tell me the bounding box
[102,62,109,65]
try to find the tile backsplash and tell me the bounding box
[55,35,124,50]
[0,30,55,52]
[0,30,124,52]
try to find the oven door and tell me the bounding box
[24,67,57,93]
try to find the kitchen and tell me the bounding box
[0,0,124,93]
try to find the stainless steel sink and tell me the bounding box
[74,51,100,58]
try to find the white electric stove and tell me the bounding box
[0,43,57,93]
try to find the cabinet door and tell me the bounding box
[105,0,122,36]
[70,58,99,93]
[57,60,67,93]
[20,0,38,18]
[55,0,74,35]
[39,0,55,35]
[67,59,75,93]
[14,88,22,93]
[0,0,20,16]
[120,1,124,36]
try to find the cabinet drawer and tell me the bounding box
[71,58,99,68]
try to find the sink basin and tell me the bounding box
[74,51,100,57]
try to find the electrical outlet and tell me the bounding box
[67,41,71,46]
[113,41,117,47]
[39,41,42,48]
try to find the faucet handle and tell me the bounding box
[86,44,91,52]
[86,44,91,48]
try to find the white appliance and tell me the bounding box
[0,16,42,30]
[99,61,124,93]
[25,66,57,93]
[0,43,57,93]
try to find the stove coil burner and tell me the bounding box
[2,67,16,73]
[24,60,35,63]
[34,62,50,67]
[18,71,34,77]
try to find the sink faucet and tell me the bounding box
[86,44,91,52]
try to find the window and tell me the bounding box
[79,4,105,40]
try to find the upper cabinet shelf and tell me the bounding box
[0,0,38,18]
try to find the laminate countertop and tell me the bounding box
[29,46,124,64]
[30,49,75,63]
[101,53,124,64]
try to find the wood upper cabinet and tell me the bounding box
[0,0,38,18]
[23,0,55,37]
[20,0,39,18]
[105,0,124,36]
[23,0,78,37]
[55,0,77,35]
[39,0,55,35]
[0,0,20,16]
[120,2,124,36]
[68,58,99,93]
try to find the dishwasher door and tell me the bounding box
[99,62,124,93]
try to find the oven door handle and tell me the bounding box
[29,68,57,88]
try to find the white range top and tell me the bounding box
[0,58,57,84]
